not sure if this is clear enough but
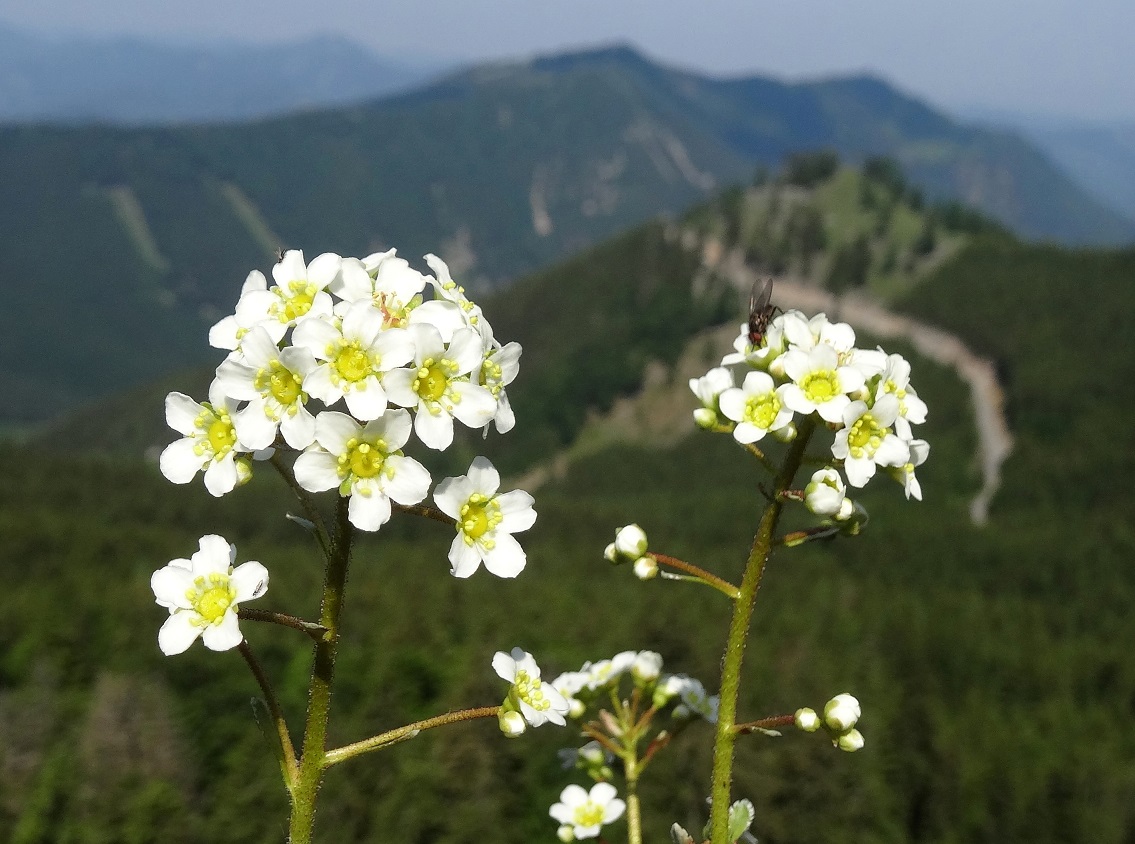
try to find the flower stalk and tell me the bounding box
[708,417,815,843]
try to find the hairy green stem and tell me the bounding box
[239,608,327,641]
[323,706,499,766]
[623,750,642,844]
[288,497,353,844]
[708,419,814,843]
[650,553,740,599]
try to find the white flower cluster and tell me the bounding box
[158,249,533,572]
[692,308,929,500]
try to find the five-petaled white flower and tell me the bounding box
[293,410,431,531]
[831,396,910,488]
[384,324,497,449]
[160,382,257,497]
[473,324,522,434]
[214,325,319,450]
[229,250,340,332]
[493,647,570,729]
[150,534,268,655]
[433,456,536,578]
[874,353,928,439]
[718,370,794,443]
[291,303,416,421]
[549,782,626,841]
[780,344,866,423]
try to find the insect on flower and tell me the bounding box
[747,277,777,347]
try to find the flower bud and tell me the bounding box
[632,650,663,682]
[794,707,821,732]
[653,674,686,708]
[837,501,869,535]
[499,708,526,738]
[804,468,846,516]
[823,694,861,732]
[614,524,649,558]
[603,542,619,563]
[834,497,855,522]
[633,556,659,580]
[557,823,576,842]
[772,422,797,443]
[835,728,864,752]
[693,407,719,429]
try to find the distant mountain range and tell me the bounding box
[3,44,1134,425]
[0,23,443,123]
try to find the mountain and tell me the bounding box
[3,45,1131,425]
[0,23,442,124]
[964,109,1135,226]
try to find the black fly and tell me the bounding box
[747,277,776,347]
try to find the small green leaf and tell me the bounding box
[728,798,756,842]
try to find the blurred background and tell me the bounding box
[1,1,1132,842]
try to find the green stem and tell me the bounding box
[623,750,642,844]
[239,608,328,641]
[708,418,814,843]
[650,553,740,599]
[288,497,353,844]
[323,706,499,766]
[238,640,298,790]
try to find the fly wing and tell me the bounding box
[749,278,773,316]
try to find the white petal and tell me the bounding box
[202,612,244,651]
[231,561,270,602]
[449,382,497,428]
[446,328,484,374]
[315,411,361,454]
[481,532,526,578]
[344,379,388,421]
[364,407,413,450]
[496,490,536,532]
[233,401,279,450]
[381,455,431,505]
[448,534,484,578]
[164,392,202,435]
[158,612,203,656]
[434,475,475,519]
[493,391,516,433]
[816,395,850,424]
[466,455,500,494]
[160,438,207,484]
[293,450,342,492]
[348,490,392,532]
[306,252,342,289]
[203,454,240,497]
[381,368,418,408]
[414,407,455,450]
[151,566,195,609]
[410,299,465,343]
[492,651,518,682]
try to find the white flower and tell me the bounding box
[472,325,522,434]
[804,468,847,517]
[831,396,910,488]
[433,456,536,578]
[676,676,720,723]
[291,304,416,421]
[690,366,735,427]
[493,647,570,728]
[874,353,928,438]
[633,556,659,579]
[331,253,425,324]
[613,524,648,559]
[632,651,663,682]
[208,270,288,353]
[159,382,256,497]
[384,324,498,449]
[150,535,268,655]
[823,693,861,732]
[584,651,637,690]
[424,253,485,336]
[718,371,794,443]
[551,671,590,719]
[780,344,866,423]
[549,782,626,840]
[891,438,930,501]
[229,250,339,332]
[214,325,319,450]
[293,410,431,532]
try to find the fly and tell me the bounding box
[747,277,776,347]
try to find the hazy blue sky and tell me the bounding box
[3,0,1131,121]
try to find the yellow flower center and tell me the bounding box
[479,357,503,396]
[342,438,387,479]
[373,291,416,329]
[847,412,886,458]
[195,405,236,457]
[413,359,453,402]
[743,391,782,430]
[801,370,840,403]
[186,572,236,625]
[255,360,304,406]
[332,342,374,385]
[513,669,552,713]
[573,801,605,828]
[274,280,317,322]
[459,494,501,543]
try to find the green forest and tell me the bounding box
[2,161,1134,842]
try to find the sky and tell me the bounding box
[2,0,1132,122]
